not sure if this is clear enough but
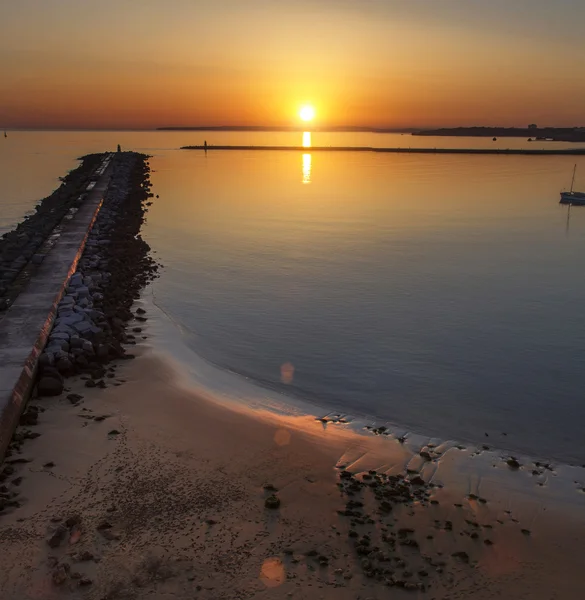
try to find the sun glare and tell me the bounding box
[299,105,315,122]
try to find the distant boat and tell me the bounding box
[3,131,6,138]
[560,164,585,205]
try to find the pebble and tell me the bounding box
[264,495,281,509]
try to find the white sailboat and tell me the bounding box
[560,164,585,205]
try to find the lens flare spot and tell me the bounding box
[260,557,286,587]
[280,362,295,384]
[274,428,291,446]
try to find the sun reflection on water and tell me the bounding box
[302,153,312,184]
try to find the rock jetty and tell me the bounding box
[36,152,159,395]
[0,154,106,312]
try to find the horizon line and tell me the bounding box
[2,124,584,133]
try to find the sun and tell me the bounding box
[299,105,315,122]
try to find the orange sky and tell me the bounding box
[1,0,584,130]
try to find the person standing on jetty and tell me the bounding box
[204,140,207,152]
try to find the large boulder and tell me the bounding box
[38,376,64,397]
[55,357,75,377]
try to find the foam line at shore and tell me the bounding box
[142,288,585,516]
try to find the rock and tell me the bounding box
[56,357,75,376]
[85,379,96,388]
[507,458,521,469]
[51,564,68,585]
[65,515,81,528]
[69,273,83,287]
[47,525,68,548]
[419,450,432,461]
[79,550,94,561]
[99,529,120,541]
[70,337,84,349]
[265,495,280,509]
[43,462,55,468]
[73,321,93,335]
[67,393,83,404]
[19,409,38,426]
[409,475,425,486]
[108,429,120,436]
[452,551,469,562]
[38,377,64,397]
[79,578,93,586]
[75,354,89,369]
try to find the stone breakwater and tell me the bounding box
[36,152,159,397]
[0,154,105,312]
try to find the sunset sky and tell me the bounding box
[1,0,584,130]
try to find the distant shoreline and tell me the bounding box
[414,126,585,143]
[181,144,585,156]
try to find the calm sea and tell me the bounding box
[2,131,585,464]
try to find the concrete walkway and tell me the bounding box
[0,154,113,459]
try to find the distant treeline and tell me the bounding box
[414,127,585,142]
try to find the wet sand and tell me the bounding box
[1,344,585,599]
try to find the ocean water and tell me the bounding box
[2,131,585,464]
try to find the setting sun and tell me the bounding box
[299,105,315,122]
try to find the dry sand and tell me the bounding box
[1,346,585,599]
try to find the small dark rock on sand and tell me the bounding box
[52,564,69,585]
[47,525,68,548]
[19,409,39,426]
[452,551,470,562]
[265,495,281,509]
[507,457,521,469]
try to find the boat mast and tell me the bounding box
[570,163,577,193]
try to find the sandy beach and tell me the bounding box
[1,336,585,599]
